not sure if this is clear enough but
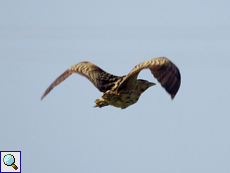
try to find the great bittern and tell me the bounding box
[41,57,181,109]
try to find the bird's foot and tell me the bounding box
[94,99,110,108]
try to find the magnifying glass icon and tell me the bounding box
[3,154,18,170]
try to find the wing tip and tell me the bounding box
[41,95,45,100]
[41,91,48,100]
[171,94,175,100]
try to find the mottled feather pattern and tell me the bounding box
[41,62,122,100]
[97,71,123,92]
[41,57,181,105]
[119,57,181,99]
[69,62,123,92]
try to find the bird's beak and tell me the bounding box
[148,82,156,88]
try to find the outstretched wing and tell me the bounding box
[118,57,181,99]
[41,62,122,100]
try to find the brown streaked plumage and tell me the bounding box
[41,57,181,109]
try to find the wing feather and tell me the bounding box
[41,62,121,100]
[118,57,181,99]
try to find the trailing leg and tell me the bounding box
[94,99,110,108]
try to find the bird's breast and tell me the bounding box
[110,91,141,109]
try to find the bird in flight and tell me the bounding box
[41,57,181,109]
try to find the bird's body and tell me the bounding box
[41,57,181,109]
[95,79,155,109]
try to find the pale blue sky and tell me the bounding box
[1,1,230,172]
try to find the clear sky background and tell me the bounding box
[1,1,230,172]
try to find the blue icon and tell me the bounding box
[3,154,18,170]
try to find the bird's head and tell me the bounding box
[137,79,156,93]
